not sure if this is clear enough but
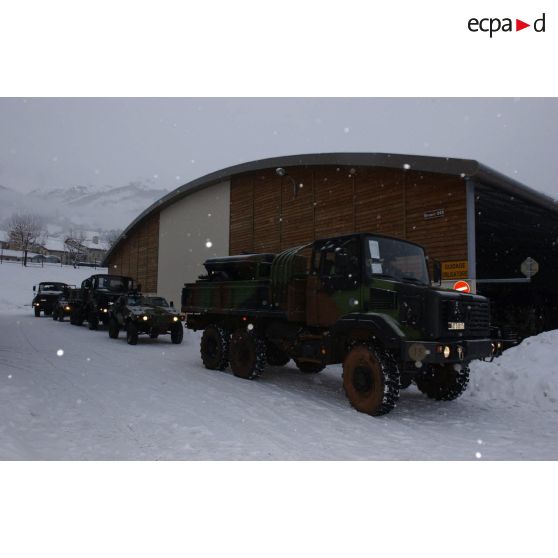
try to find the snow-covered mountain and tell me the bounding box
[0,181,169,234]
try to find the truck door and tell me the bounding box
[306,236,362,327]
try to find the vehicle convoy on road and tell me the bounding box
[108,293,184,345]
[52,286,76,321]
[32,282,69,317]
[69,274,136,330]
[182,233,502,416]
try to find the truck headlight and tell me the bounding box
[142,316,149,321]
[443,345,451,359]
[173,316,179,322]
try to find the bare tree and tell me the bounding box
[104,229,123,249]
[6,213,45,266]
[65,229,87,268]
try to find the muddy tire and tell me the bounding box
[342,344,400,416]
[170,323,184,344]
[229,329,266,380]
[126,322,138,345]
[294,360,325,374]
[267,343,290,366]
[108,318,120,339]
[34,307,40,317]
[200,325,230,370]
[415,363,470,401]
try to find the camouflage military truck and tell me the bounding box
[52,286,77,321]
[69,274,136,330]
[183,233,502,417]
[107,293,184,345]
[32,282,69,317]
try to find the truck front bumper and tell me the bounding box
[401,338,503,365]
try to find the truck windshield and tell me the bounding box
[366,236,429,285]
[97,276,130,292]
[39,283,66,292]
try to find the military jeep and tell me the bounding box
[108,293,184,345]
[52,286,77,321]
[32,282,69,317]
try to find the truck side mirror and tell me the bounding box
[137,283,142,292]
[170,301,174,308]
[432,260,442,286]
[33,285,36,292]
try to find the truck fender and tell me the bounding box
[331,313,406,348]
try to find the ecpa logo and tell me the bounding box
[468,13,546,37]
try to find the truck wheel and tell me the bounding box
[59,313,65,322]
[200,325,230,370]
[399,373,412,389]
[88,313,99,330]
[229,329,266,380]
[108,318,120,339]
[34,307,40,317]
[170,323,184,344]
[267,343,290,366]
[294,360,325,374]
[52,309,58,320]
[126,322,139,345]
[415,363,470,401]
[342,345,400,416]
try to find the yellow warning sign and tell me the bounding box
[442,260,468,280]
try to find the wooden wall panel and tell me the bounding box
[354,168,405,238]
[253,171,281,252]
[280,168,315,249]
[106,212,160,293]
[229,176,254,254]
[404,172,467,262]
[314,167,355,238]
[229,165,468,264]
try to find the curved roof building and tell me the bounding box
[103,152,558,334]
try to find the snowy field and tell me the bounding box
[1,263,558,460]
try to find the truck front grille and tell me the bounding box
[369,288,397,311]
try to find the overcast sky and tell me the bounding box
[0,98,557,197]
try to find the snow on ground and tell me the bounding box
[0,261,106,313]
[1,263,557,460]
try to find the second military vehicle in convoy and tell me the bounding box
[107,293,184,345]
[69,274,136,329]
[182,233,501,417]
[32,282,69,317]
[52,286,76,321]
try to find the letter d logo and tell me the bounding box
[534,13,546,32]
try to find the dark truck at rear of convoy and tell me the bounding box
[69,274,136,329]
[32,282,69,317]
[182,233,502,417]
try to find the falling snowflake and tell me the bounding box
[475,451,482,459]
[343,127,350,133]
[403,163,411,170]
[56,349,64,357]
[205,240,213,248]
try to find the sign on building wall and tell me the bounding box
[442,260,468,280]
[423,208,445,220]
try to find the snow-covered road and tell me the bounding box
[1,310,557,459]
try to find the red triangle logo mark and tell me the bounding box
[516,19,530,31]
